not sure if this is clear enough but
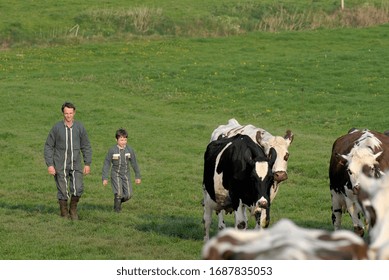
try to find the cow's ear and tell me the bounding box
[268,147,277,168]
[335,153,348,166]
[255,131,263,144]
[348,127,358,134]
[284,130,294,145]
[256,131,268,151]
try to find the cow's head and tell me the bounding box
[256,130,293,183]
[337,148,383,195]
[250,147,277,214]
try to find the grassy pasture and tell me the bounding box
[1,1,389,260]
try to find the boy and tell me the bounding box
[102,128,141,212]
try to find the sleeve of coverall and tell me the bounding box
[44,127,56,167]
[101,149,112,181]
[129,149,141,179]
[80,125,92,166]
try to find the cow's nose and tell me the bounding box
[274,171,288,182]
[258,197,268,208]
[352,184,360,195]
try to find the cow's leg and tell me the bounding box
[331,190,344,231]
[264,207,270,228]
[256,208,265,229]
[235,202,247,230]
[217,210,226,231]
[242,205,248,229]
[203,193,214,242]
[345,196,365,237]
[203,205,212,242]
[255,207,270,229]
[270,182,280,202]
[254,210,262,229]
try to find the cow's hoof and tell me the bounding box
[236,221,246,230]
[354,226,364,237]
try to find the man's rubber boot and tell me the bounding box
[69,196,80,220]
[59,200,70,218]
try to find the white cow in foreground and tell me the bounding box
[210,118,294,230]
[359,173,389,260]
[202,219,367,260]
[203,172,389,260]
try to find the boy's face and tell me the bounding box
[117,136,127,148]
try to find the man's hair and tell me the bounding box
[115,128,128,139]
[61,102,76,112]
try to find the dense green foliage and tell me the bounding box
[1,0,389,259]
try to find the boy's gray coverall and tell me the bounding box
[102,145,141,200]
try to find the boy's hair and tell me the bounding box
[62,102,76,112]
[115,128,128,139]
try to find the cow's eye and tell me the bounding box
[347,168,352,176]
[362,165,374,177]
[284,153,289,161]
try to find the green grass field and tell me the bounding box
[1,0,389,259]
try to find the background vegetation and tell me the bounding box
[0,0,388,259]
[1,0,388,47]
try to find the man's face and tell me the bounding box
[63,107,75,123]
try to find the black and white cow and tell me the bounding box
[202,134,276,241]
[329,128,389,237]
[210,118,293,229]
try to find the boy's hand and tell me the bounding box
[103,179,108,186]
[135,178,141,185]
[83,165,91,175]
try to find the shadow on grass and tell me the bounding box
[135,214,204,241]
[0,201,57,215]
[0,201,114,215]
[291,219,334,232]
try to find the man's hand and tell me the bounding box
[47,166,56,176]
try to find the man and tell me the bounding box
[44,102,92,220]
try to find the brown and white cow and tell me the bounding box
[202,219,368,260]
[210,118,293,230]
[329,128,389,237]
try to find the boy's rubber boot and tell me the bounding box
[114,196,122,213]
